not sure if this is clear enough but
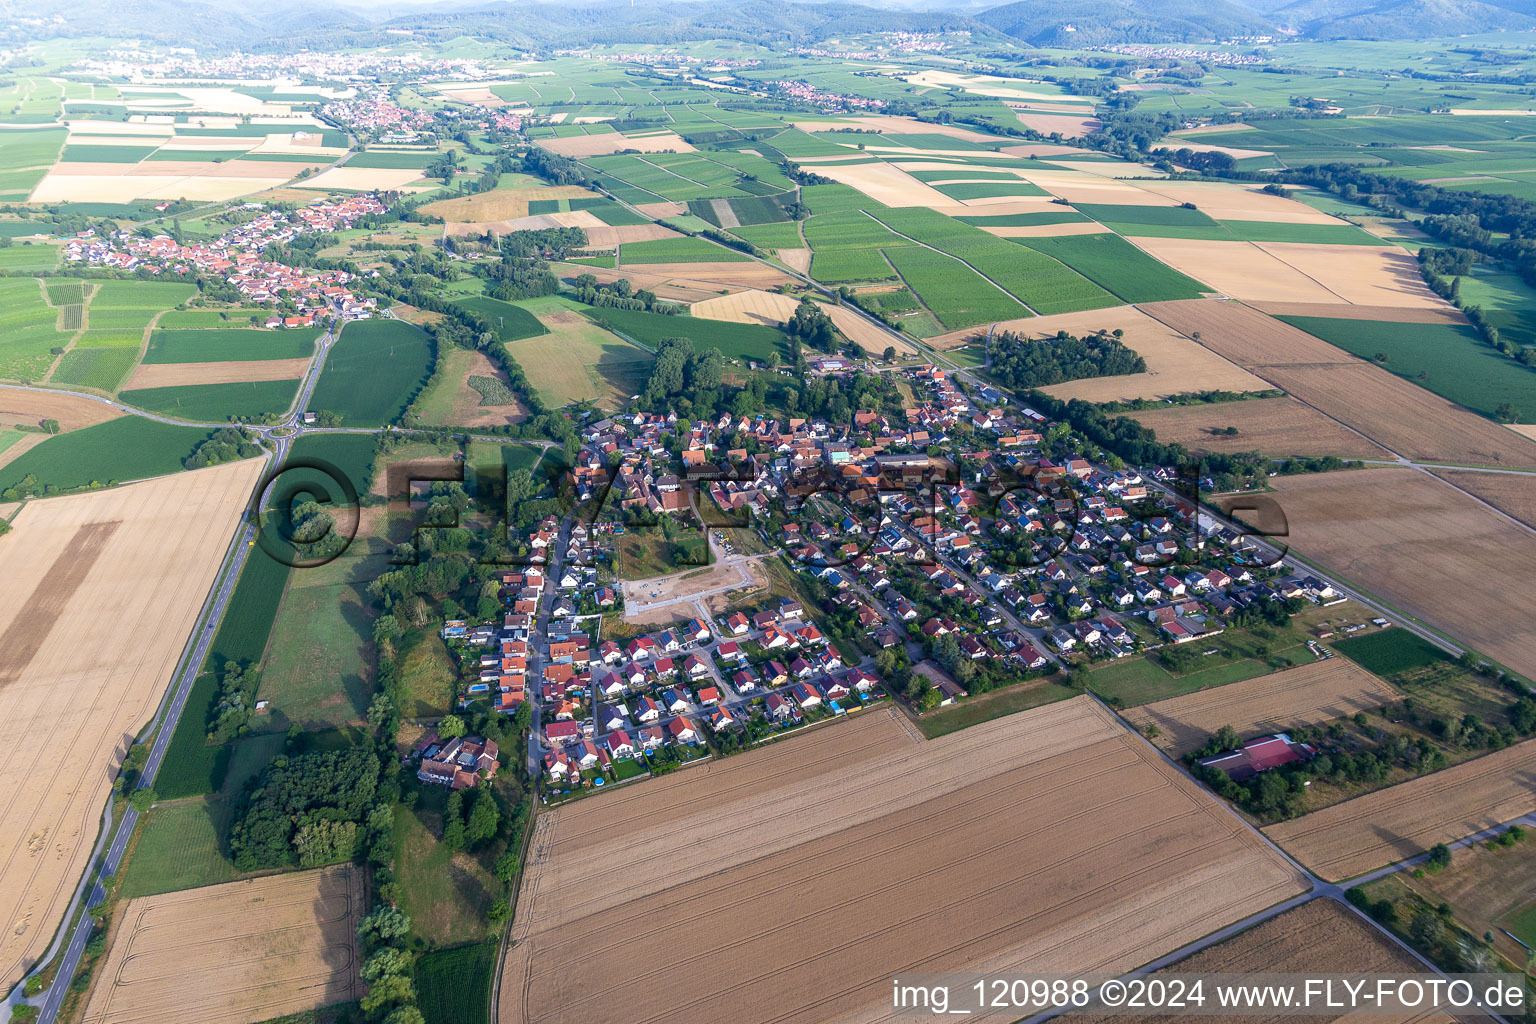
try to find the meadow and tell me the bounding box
[143,327,319,363]
[119,379,301,421]
[1457,267,1536,350]
[306,318,434,425]
[452,295,550,341]
[1277,315,1536,421]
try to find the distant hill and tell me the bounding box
[1265,0,1536,38]
[975,0,1274,47]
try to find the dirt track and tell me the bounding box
[1124,659,1401,756]
[504,698,1307,1024]
[81,866,365,1024]
[0,459,263,992]
[1265,737,1536,882]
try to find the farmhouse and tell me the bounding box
[1198,733,1315,783]
[417,735,499,790]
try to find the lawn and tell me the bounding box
[619,236,749,264]
[414,942,496,1024]
[1087,653,1276,707]
[1017,233,1209,304]
[306,318,434,426]
[255,578,376,734]
[917,679,1079,739]
[393,784,500,948]
[583,306,787,361]
[120,379,301,421]
[617,529,707,579]
[451,296,549,342]
[118,797,250,899]
[0,416,214,495]
[156,309,279,329]
[143,327,319,363]
[1277,315,1536,421]
[154,673,234,800]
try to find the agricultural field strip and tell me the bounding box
[508,698,1307,1024]
[1264,737,1536,883]
[1124,659,1402,757]
[856,209,1039,315]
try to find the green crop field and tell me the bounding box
[799,183,878,215]
[727,194,791,224]
[92,281,197,308]
[452,296,549,341]
[619,236,749,263]
[157,309,280,329]
[120,379,301,421]
[73,329,145,348]
[1277,315,1536,421]
[50,347,140,391]
[415,943,496,1024]
[118,797,248,898]
[1457,268,1536,350]
[288,431,378,496]
[810,248,896,283]
[0,126,65,170]
[932,180,1048,200]
[0,243,58,271]
[306,318,434,425]
[1017,233,1208,304]
[1335,628,1451,677]
[803,211,911,251]
[346,150,438,168]
[142,327,317,363]
[1073,203,1220,228]
[730,222,803,250]
[883,245,1028,329]
[0,277,68,380]
[584,307,787,361]
[43,280,84,305]
[955,211,1089,228]
[0,416,214,495]
[59,144,158,163]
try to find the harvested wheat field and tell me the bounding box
[691,289,916,357]
[794,116,1014,145]
[124,358,311,390]
[0,459,263,992]
[1252,362,1536,468]
[1230,469,1536,679]
[81,866,366,1024]
[929,304,1265,402]
[0,389,121,431]
[294,167,426,192]
[1431,469,1536,531]
[1257,243,1444,308]
[1248,301,1467,325]
[1076,899,1456,1024]
[801,161,952,208]
[1508,424,1536,442]
[778,247,811,274]
[422,185,595,225]
[1132,396,1389,459]
[1134,181,1341,224]
[614,261,792,290]
[1266,737,1536,882]
[1125,659,1401,757]
[552,264,723,305]
[536,131,694,157]
[1129,239,1342,303]
[504,697,1307,1024]
[582,223,678,248]
[1141,299,1383,366]
[980,220,1110,238]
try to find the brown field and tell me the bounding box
[611,261,792,290]
[1228,469,1536,679]
[0,388,122,431]
[798,160,953,208]
[535,131,694,157]
[1124,659,1401,756]
[1432,469,1536,531]
[1077,899,1452,1024]
[1133,181,1341,224]
[1251,362,1536,468]
[552,264,723,304]
[793,115,1017,145]
[1248,301,1467,325]
[778,247,811,274]
[82,866,365,1024]
[503,697,1307,1024]
[123,358,310,390]
[0,459,264,992]
[1265,736,1536,881]
[1021,171,1171,206]
[1131,396,1389,459]
[980,220,1110,238]
[634,201,686,219]
[421,184,596,225]
[1257,243,1444,308]
[690,289,917,357]
[291,166,427,192]
[1127,239,1343,303]
[1507,424,1536,442]
[582,223,678,248]
[1012,110,1102,138]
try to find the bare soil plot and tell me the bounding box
[1140,299,1381,365]
[1248,301,1467,325]
[1431,469,1536,531]
[1076,899,1449,1024]
[1265,737,1536,882]
[691,289,916,356]
[0,389,121,431]
[124,357,311,389]
[1131,396,1390,459]
[1128,239,1342,303]
[82,866,365,1024]
[1251,362,1536,468]
[1256,243,1445,308]
[1228,469,1536,680]
[799,160,953,208]
[504,697,1306,1024]
[536,131,694,157]
[1132,181,1341,224]
[621,555,769,620]
[0,459,263,992]
[634,201,686,219]
[1124,659,1401,757]
[778,247,811,274]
